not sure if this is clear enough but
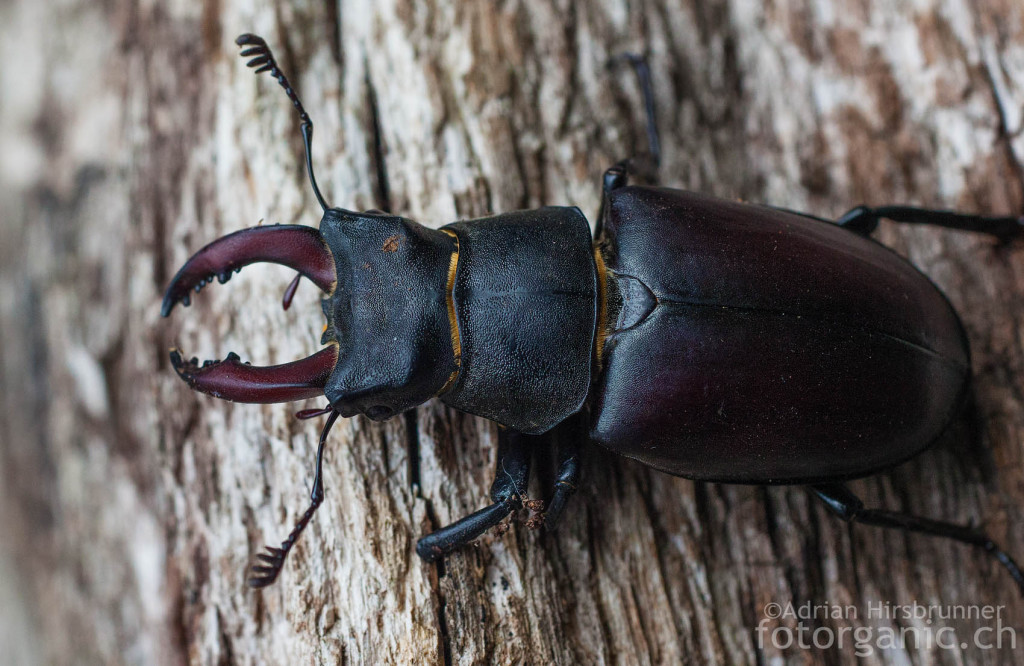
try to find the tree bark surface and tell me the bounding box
[2,1,1024,664]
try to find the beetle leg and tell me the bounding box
[603,161,630,193]
[837,205,1024,241]
[596,53,662,239]
[607,52,661,171]
[595,161,630,239]
[812,483,1024,596]
[543,413,585,531]
[416,429,534,562]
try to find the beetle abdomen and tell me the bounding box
[591,187,970,483]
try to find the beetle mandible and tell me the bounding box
[162,34,1024,592]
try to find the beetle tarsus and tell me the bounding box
[813,483,1024,596]
[248,410,340,588]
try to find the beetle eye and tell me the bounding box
[365,405,393,420]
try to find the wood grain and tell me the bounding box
[1,1,1023,664]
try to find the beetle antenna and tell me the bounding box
[248,409,340,588]
[236,34,330,212]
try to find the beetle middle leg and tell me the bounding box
[812,482,1024,595]
[416,428,537,562]
[543,413,585,530]
[596,53,663,239]
[608,52,661,173]
[836,205,1023,240]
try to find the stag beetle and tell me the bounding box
[162,34,1024,592]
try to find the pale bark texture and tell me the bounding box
[3,0,1024,664]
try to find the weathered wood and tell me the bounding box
[2,0,1023,664]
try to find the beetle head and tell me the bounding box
[162,33,457,420]
[161,207,459,420]
[160,33,463,590]
[317,208,458,420]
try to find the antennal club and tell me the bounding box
[236,33,330,213]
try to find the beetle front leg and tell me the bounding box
[543,413,585,531]
[416,428,536,562]
[812,483,1024,596]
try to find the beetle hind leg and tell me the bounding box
[416,429,535,562]
[596,54,662,239]
[813,483,1024,596]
